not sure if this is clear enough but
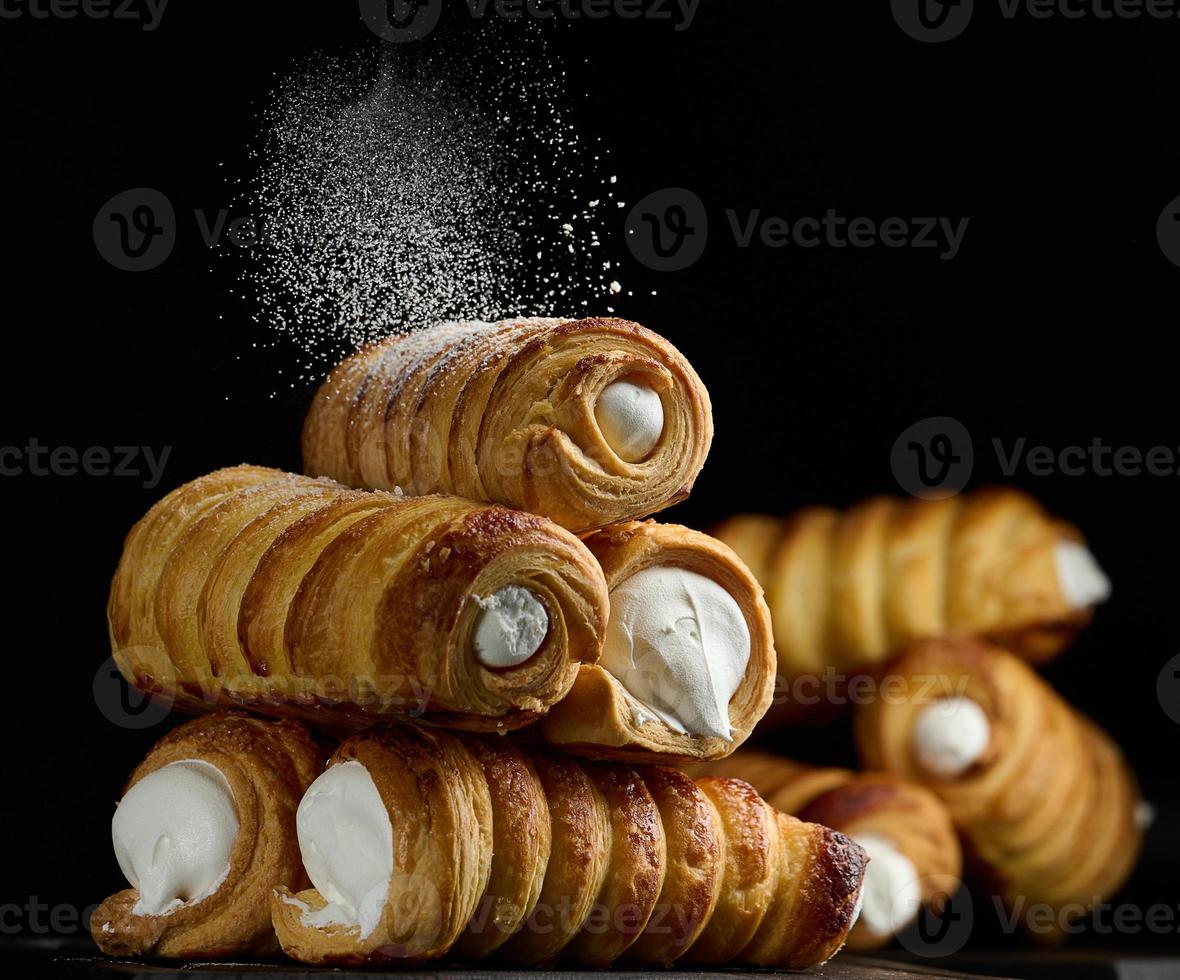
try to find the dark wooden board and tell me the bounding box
[50,953,1015,979]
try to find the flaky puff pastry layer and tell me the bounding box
[687,750,962,950]
[301,317,713,533]
[108,465,607,731]
[539,521,776,762]
[715,488,1098,718]
[270,724,865,969]
[855,639,1143,938]
[91,712,321,958]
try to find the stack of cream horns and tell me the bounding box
[703,487,1143,946]
[94,317,867,968]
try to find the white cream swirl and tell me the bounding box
[600,565,750,739]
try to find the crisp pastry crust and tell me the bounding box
[91,712,321,958]
[688,750,962,950]
[539,521,777,762]
[270,724,866,969]
[301,317,714,533]
[108,465,608,731]
[855,638,1144,938]
[714,488,1098,722]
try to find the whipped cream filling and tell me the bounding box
[112,760,238,917]
[296,760,393,940]
[1054,541,1111,609]
[471,585,549,669]
[911,696,991,778]
[595,379,664,462]
[601,565,750,740]
[849,881,865,931]
[851,832,923,938]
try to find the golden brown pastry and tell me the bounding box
[540,521,776,762]
[91,712,321,958]
[855,638,1144,938]
[714,488,1111,720]
[108,465,608,731]
[301,317,713,533]
[687,750,961,950]
[270,723,865,968]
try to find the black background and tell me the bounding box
[1,0,1177,956]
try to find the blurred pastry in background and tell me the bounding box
[540,520,776,762]
[684,749,962,949]
[855,638,1143,938]
[302,316,713,533]
[91,712,321,958]
[714,488,1109,722]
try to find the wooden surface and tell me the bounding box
[53,953,1015,978]
[41,948,1180,979]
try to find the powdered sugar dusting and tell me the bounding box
[230,33,624,390]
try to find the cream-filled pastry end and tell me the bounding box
[294,760,392,940]
[911,696,991,778]
[111,760,238,917]
[1054,541,1111,609]
[595,379,664,462]
[600,565,750,740]
[471,585,549,669]
[851,832,923,938]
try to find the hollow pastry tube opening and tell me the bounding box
[910,695,991,778]
[594,377,665,463]
[600,564,751,740]
[112,760,239,917]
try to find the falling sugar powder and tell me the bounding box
[229,35,627,386]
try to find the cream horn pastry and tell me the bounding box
[91,712,321,958]
[686,750,962,950]
[270,723,865,969]
[539,520,776,762]
[301,317,713,533]
[107,465,608,732]
[714,488,1110,720]
[855,638,1144,938]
